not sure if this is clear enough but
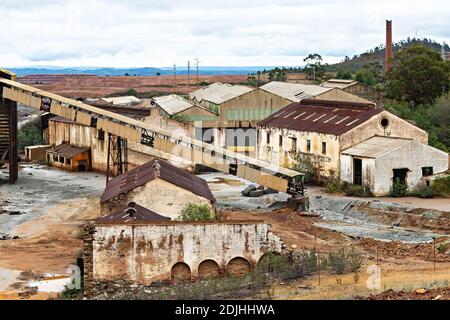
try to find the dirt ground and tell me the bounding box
[225,209,450,300]
[18,74,248,98]
[1,169,449,300]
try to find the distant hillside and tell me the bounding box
[328,38,450,72]
[6,66,275,77]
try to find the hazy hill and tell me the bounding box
[7,66,274,77]
[328,38,449,72]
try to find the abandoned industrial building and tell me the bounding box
[321,79,383,103]
[340,136,449,196]
[256,99,444,193]
[83,208,283,290]
[100,159,216,220]
[259,81,374,104]
[46,143,91,172]
[151,94,217,122]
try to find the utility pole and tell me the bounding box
[194,57,200,87]
[187,60,191,88]
[173,64,177,87]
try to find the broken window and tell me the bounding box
[306,139,311,153]
[65,158,71,165]
[59,156,64,163]
[97,130,105,141]
[422,167,433,177]
[291,137,297,153]
[279,136,283,148]
[267,132,270,145]
[322,142,327,155]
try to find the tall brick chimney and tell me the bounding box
[385,20,393,72]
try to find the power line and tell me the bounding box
[194,57,200,87]
[187,60,191,88]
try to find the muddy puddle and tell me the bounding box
[310,196,445,243]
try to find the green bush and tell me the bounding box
[344,185,373,197]
[126,88,138,96]
[291,153,316,184]
[322,247,363,275]
[390,178,408,197]
[413,185,435,198]
[18,127,43,150]
[325,178,347,193]
[432,176,450,197]
[179,203,213,221]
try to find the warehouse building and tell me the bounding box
[340,136,448,196]
[259,81,374,104]
[257,99,430,187]
[151,94,217,121]
[321,79,383,104]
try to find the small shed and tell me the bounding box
[47,143,91,172]
[25,145,52,163]
[340,136,449,196]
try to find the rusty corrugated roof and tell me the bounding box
[96,202,170,225]
[47,143,90,158]
[257,99,382,136]
[101,159,216,204]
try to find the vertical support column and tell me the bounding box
[106,133,128,182]
[0,69,18,184]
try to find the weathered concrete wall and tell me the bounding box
[315,88,373,104]
[340,110,428,151]
[258,127,340,178]
[48,120,179,173]
[340,141,448,196]
[102,178,214,220]
[87,221,283,287]
[257,110,429,179]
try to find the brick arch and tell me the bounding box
[198,260,221,280]
[171,262,191,282]
[226,257,251,277]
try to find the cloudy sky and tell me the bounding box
[1,0,449,68]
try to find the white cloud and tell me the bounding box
[0,0,448,67]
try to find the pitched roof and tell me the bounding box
[152,94,195,115]
[96,202,171,225]
[341,136,413,158]
[321,79,358,89]
[189,82,253,104]
[257,99,381,135]
[47,143,89,158]
[260,81,332,102]
[101,159,216,203]
[101,96,141,105]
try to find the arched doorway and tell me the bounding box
[226,257,251,277]
[171,262,191,282]
[198,260,220,280]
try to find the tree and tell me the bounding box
[354,67,377,86]
[126,88,138,96]
[303,53,327,82]
[336,68,353,80]
[179,203,213,221]
[385,45,450,106]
